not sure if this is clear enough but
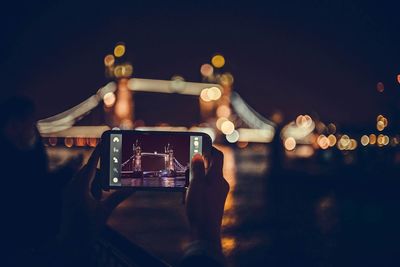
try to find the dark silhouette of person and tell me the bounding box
[0,96,80,266]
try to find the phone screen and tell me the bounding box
[106,131,206,189]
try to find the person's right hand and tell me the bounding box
[186,147,230,250]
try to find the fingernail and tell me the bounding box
[192,153,203,160]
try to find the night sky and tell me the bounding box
[1,0,400,127]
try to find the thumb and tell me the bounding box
[191,154,205,181]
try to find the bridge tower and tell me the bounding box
[132,139,142,177]
[164,143,175,174]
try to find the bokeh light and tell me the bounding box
[226,130,240,143]
[206,87,222,101]
[216,117,228,130]
[284,137,296,151]
[104,54,115,67]
[114,44,126,57]
[200,88,211,102]
[211,54,225,68]
[216,105,231,118]
[369,134,377,145]
[200,64,214,77]
[48,137,57,146]
[220,73,234,87]
[221,120,235,135]
[328,134,337,147]
[361,135,369,146]
[103,92,116,107]
[317,135,329,150]
[64,137,73,147]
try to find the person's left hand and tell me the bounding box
[59,145,134,246]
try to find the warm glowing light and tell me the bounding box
[369,134,376,145]
[296,115,312,128]
[104,54,115,67]
[383,135,389,146]
[226,130,239,143]
[114,44,126,57]
[339,135,350,147]
[284,137,296,151]
[376,120,385,131]
[377,134,384,146]
[206,87,222,101]
[75,137,86,147]
[216,105,231,118]
[200,64,214,77]
[361,135,369,146]
[349,139,357,150]
[328,134,337,147]
[103,92,116,107]
[48,137,57,146]
[376,82,384,93]
[317,135,329,149]
[87,138,98,147]
[211,54,225,68]
[200,88,211,102]
[64,137,73,147]
[216,117,228,130]
[397,74,400,84]
[221,120,235,135]
[220,73,234,87]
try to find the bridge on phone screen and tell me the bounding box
[120,152,187,174]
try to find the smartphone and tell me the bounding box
[100,130,212,191]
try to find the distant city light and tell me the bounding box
[104,54,115,67]
[200,88,211,102]
[200,64,214,77]
[103,92,116,107]
[216,117,228,130]
[369,134,377,145]
[328,134,337,147]
[221,120,235,135]
[360,135,369,146]
[206,87,222,101]
[114,44,126,58]
[220,73,234,87]
[339,135,350,147]
[295,115,312,128]
[64,137,73,147]
[226,130,240,143]
[211,54,225,68]
[376,82,384,93]
[284,137,296,151]
[317,135,329,150]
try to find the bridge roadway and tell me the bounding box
[47,145,400,267]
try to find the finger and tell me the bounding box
[102,189,135,214]
[207,147,224,178]
[191,154,205,181]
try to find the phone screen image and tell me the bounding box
[107,132,204,188]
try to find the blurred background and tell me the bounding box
[1,1,400,266]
